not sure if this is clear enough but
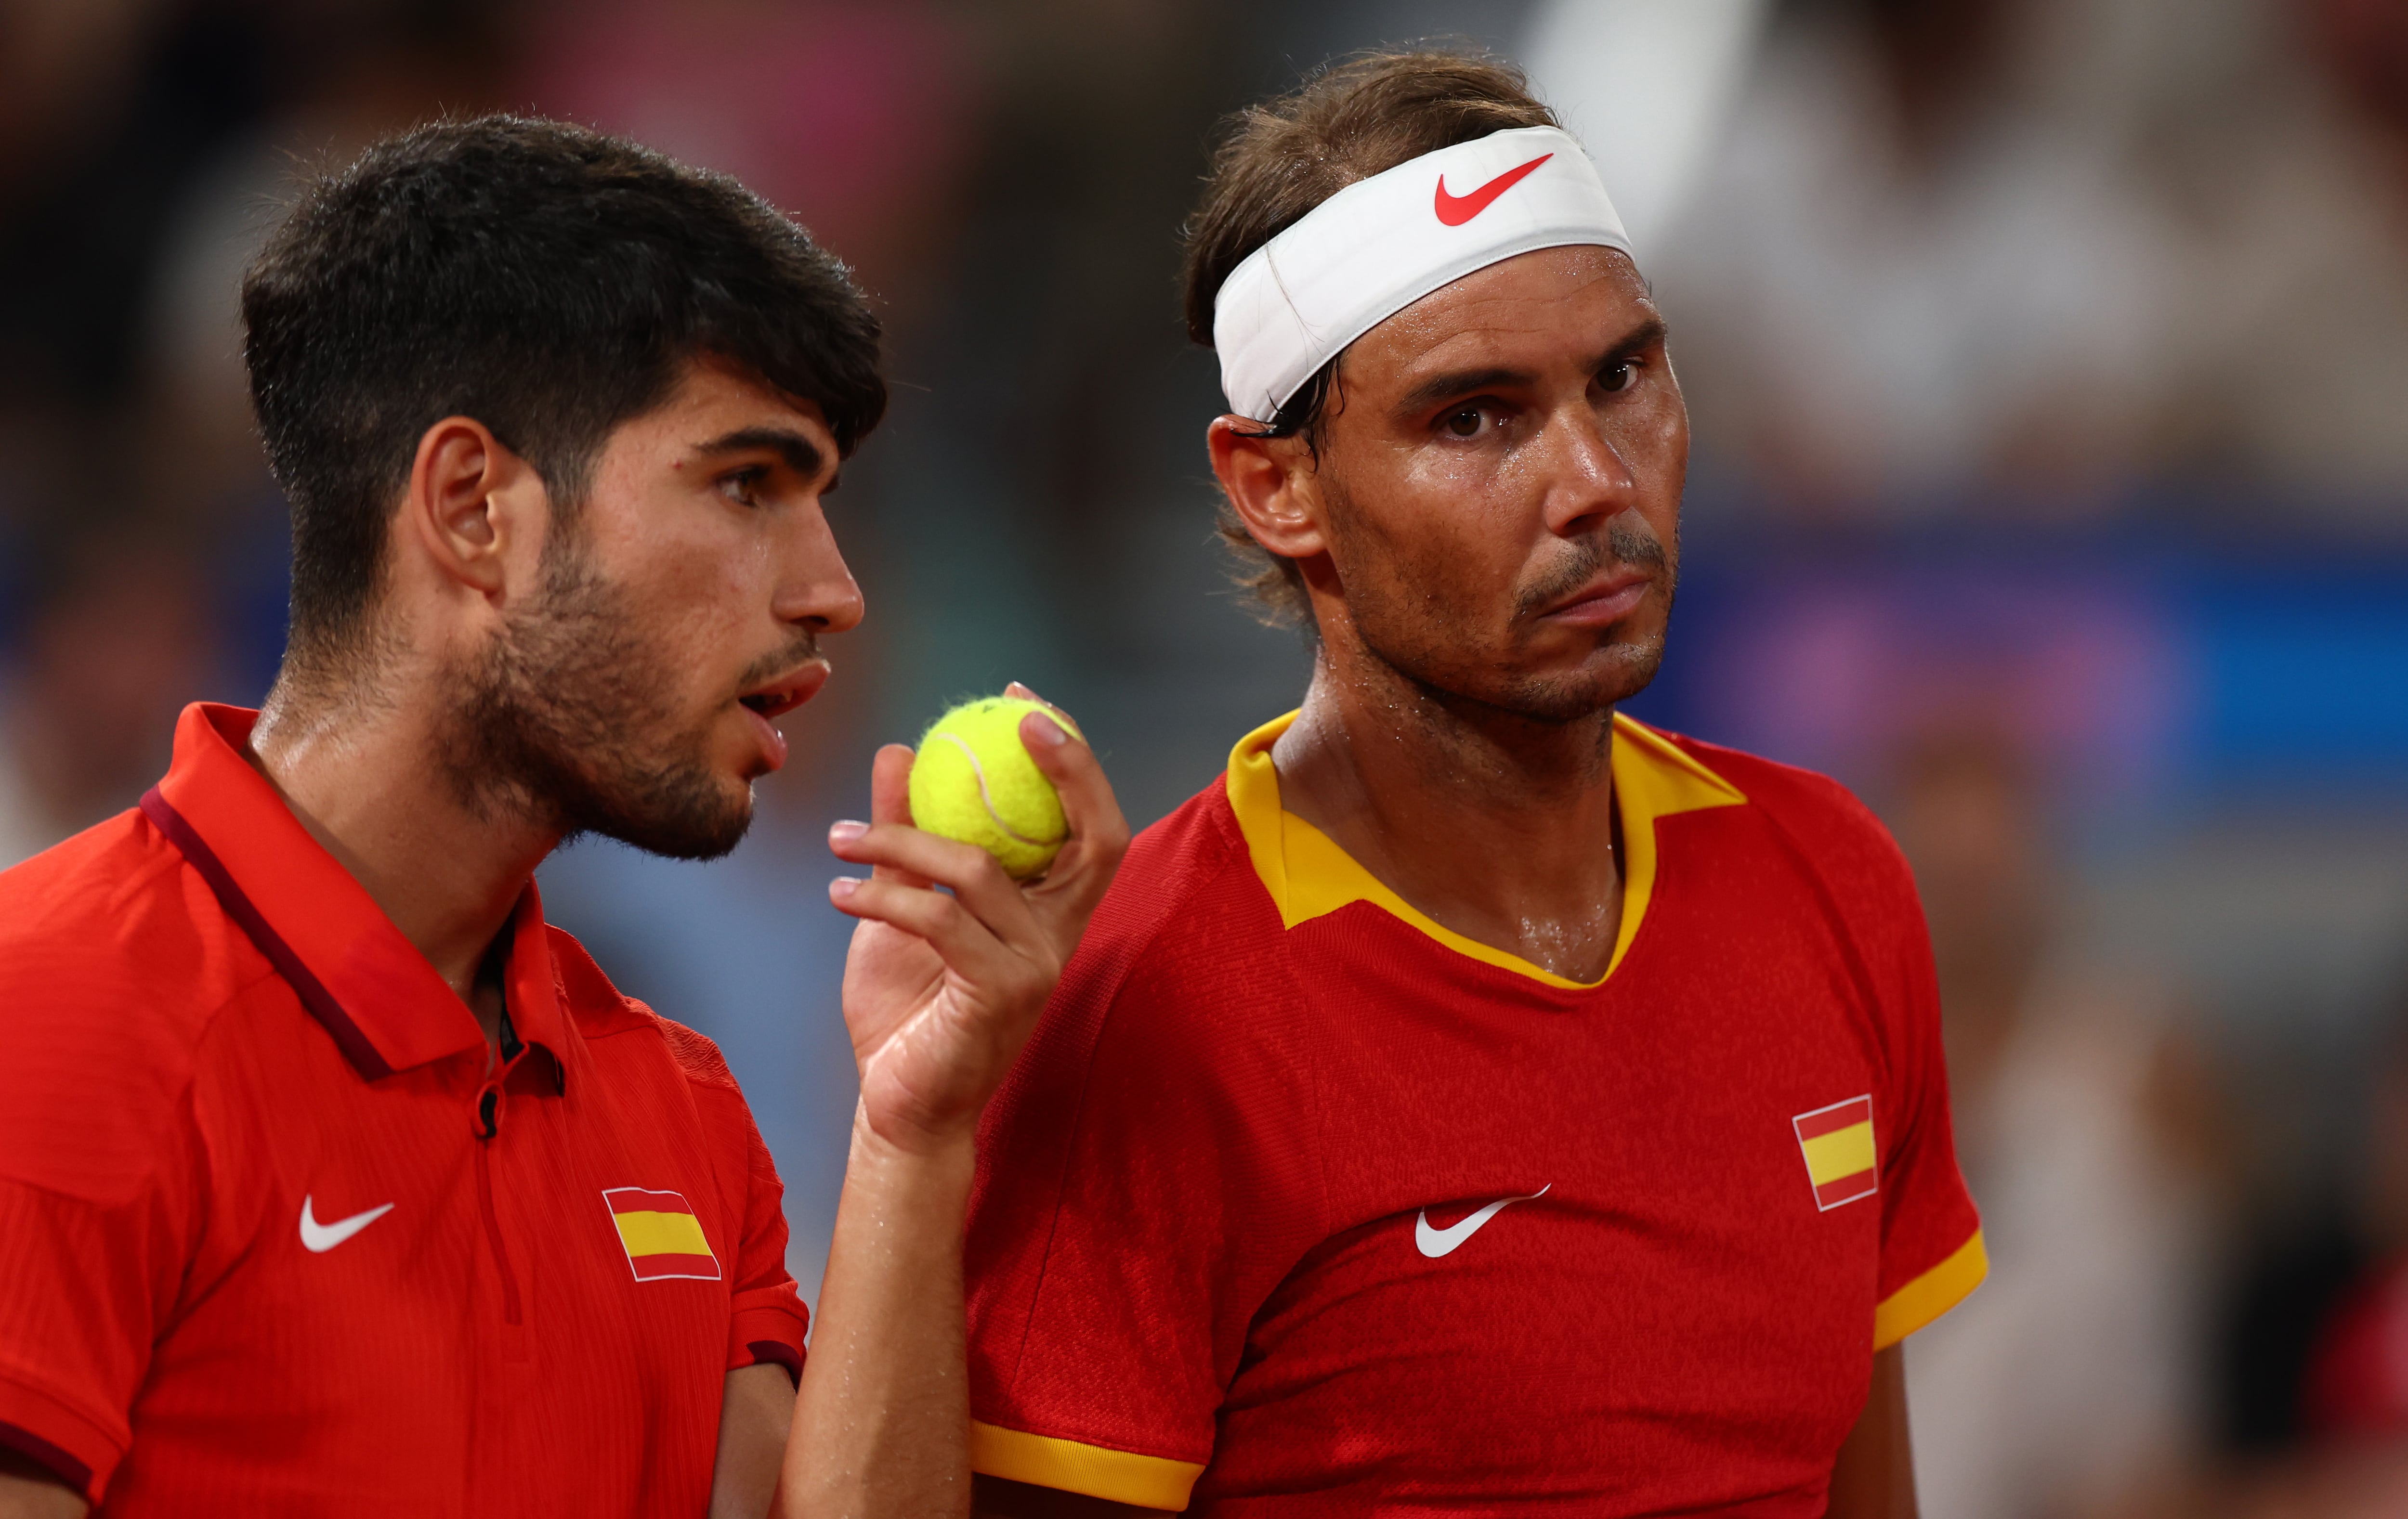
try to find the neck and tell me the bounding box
[248,668,557,1013]
[1270,632,1624,982]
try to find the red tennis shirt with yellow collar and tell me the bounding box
[0,703,808,1514]
[962,712,1987,1514]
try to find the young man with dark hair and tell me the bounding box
[960,54,1983,1515]
[0,116,1126,1518]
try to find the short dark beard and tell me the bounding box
[1324,470,1676,725]
[438,544,788,861]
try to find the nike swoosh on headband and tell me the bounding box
[1433,152,1554,226]
[1210,126,1633,421]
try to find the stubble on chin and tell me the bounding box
[1332,481,1677,725]
[435,549,754,861]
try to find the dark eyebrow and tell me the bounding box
[1396,365,1531,418]
[1393,315,1672,417]
[1610,317,1670,363]
[695,426,828,485]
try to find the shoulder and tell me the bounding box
[1101,780,1257,929]
[981,776,1309,1158]
[1648,727,1941,1060]
[646,1010,745,1098]
[548,923,739,1088]
[0,809,275,1196]
[1655,727,1918,903]
[544,927,780,1238]
[1658,728,1888,844]
[2,807,198,970]
[0,807,278,1044]
[981,779,1283,1121]
[1051,778,1289,1038]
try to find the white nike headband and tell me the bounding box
[1211,125,1636,423]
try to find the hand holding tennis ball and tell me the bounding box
[823,683,1127,1155]
[907,695,1084,880]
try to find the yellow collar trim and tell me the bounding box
[1223,710,1747,990]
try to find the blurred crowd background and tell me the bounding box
[2,0,2405,1511]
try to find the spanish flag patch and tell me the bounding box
[602,1186,722,1281]
[1793,1096,1878,1211]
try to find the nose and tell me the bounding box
[772,508,866,635]
[1538,404,1640,539]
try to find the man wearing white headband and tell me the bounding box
[959,53,1983,1516]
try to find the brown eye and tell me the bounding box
[1444,407,1485,437]
[719,467,765,506]
[1600,361,1637,394]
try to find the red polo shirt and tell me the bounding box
[964,713,1983,1512]
[0,704,809,1515]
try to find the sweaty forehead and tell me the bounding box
[1352,245,1650,382]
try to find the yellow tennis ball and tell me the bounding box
[908,696,1082,880]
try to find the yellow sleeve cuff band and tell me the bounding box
[969,1420,1205,1511]
[1873,1229,1988,1349]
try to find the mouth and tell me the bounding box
[1535,569,1654,628]
[735,661,829,721]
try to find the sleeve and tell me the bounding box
[1843,806,1988,1350]
[961,922,1320,1512]
[717,1094,808,1387]
[0,971,204,1503]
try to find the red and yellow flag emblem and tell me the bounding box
[1793,1096,1878,1211]
[602,1186,721,1281]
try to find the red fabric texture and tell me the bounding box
[2306,1254,2408,1435]
[964,723,1978,1514]
[0,704,806,1514]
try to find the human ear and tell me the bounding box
[1205,415,1328,561]
[402,416,547,601]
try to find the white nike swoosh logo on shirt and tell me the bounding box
[300,1194,395,1253]
[1414,1184,1551,1259]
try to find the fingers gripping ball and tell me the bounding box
[907,696,1082,880]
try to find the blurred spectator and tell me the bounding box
[0,1,279,420]
[2278,985,2408,1449]
[1656,0,2408,516]
[1659,0,2177,511]
[1893,729,2222,1519]
[1680,553,2187,823]
[2227,1207,2408,1514]
[517,0,973,306]
[2304,1266,2408,1438]
[2144,0,2408,508]
[141,0,514,530]
[2231,1446,2408,1519]
[0,519,222,865]
[0,0,173,195]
